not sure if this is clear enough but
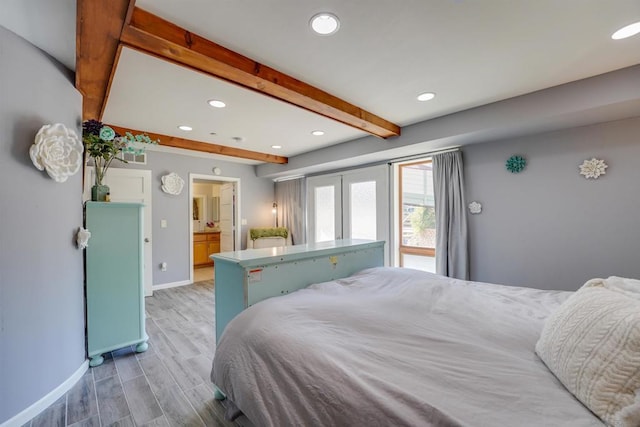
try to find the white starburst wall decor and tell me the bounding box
[579,158,608,179]
[468,201,482,214]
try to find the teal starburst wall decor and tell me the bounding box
[506,155,526,173]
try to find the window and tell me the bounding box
[398,160,435,272]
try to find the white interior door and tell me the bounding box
[84,167,154,296]
[219,183,235,252]
[307,175,342,243]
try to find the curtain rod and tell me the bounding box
[273,175,305,182]
[272,146,460,181]
[388,146,460,164]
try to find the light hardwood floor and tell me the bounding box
[193,267,214,283]
[22,281,240,427]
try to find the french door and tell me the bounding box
[307,165,389,263]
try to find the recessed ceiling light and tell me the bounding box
[271,145,282,149]
[311,130,325,136]
[310,13,340,35]
[178,125,192,131]
[208,99,226,108]
[417,92,436,102]
[612,21,640,40]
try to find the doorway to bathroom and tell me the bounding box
[189,173,240,284]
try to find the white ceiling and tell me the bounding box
[3,0,640,163]
[103,47,368,158]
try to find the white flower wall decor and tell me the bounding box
[76,227,91,249]
[161,172,185,195]
[468,201,482,214]
[30,123,83,183]
[579,158,608,179]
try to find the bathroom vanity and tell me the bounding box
[193,231,220,267]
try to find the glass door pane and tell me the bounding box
[349,181,376,240]
[307,175,342,243]
[314,185,336,243]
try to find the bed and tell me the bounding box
[211,267,638,426]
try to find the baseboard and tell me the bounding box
[1,360,88,427]
[152,279,192,291]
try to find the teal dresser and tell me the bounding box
[211,239,385,344]
[85,202,148,367]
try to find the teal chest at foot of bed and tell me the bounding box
[211,239,385,344]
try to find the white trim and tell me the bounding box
[152,279,192,291]
[1,360,88,427]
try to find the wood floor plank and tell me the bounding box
[67,414,99,427]
[136,341,158,360]
[94,376,131,425]
[113,353,144,382]
[186,355,216,393]
[66,371,98,425]
[108,415,136,427]
[91,355,117,382]
[146,319,181,359]
[155,317,201,359]
[161,355,206,392]
[183,384,234,427]
[139,416,170,426]
[154,385,204,427]
[31,401,65,427]
[121,376,163,425]
[139,355,178,393]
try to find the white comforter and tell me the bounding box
[211,267,603,426]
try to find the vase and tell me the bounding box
[91,184,110,202]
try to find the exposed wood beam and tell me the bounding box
[109,125,288,164]
[76,0,133,120]
[120,7,400,139]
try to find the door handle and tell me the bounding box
[144,238,150,243]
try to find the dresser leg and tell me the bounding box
[213,385,226,401]
[135,341,148,353]
[89,355,104,367]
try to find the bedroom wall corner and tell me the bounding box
[0,25,85,424]
[463,116,640,291]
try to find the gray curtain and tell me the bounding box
[432,151,469,279]
[275,178,307,245]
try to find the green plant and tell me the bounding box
[409,206,436,233]
[82,120,157,186]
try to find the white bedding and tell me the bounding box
[211,267,603,426]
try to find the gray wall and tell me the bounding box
[464,116,640,291]
[0,26,84,423]
[113,151,274,285]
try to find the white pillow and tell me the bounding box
[536,277,640,427]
